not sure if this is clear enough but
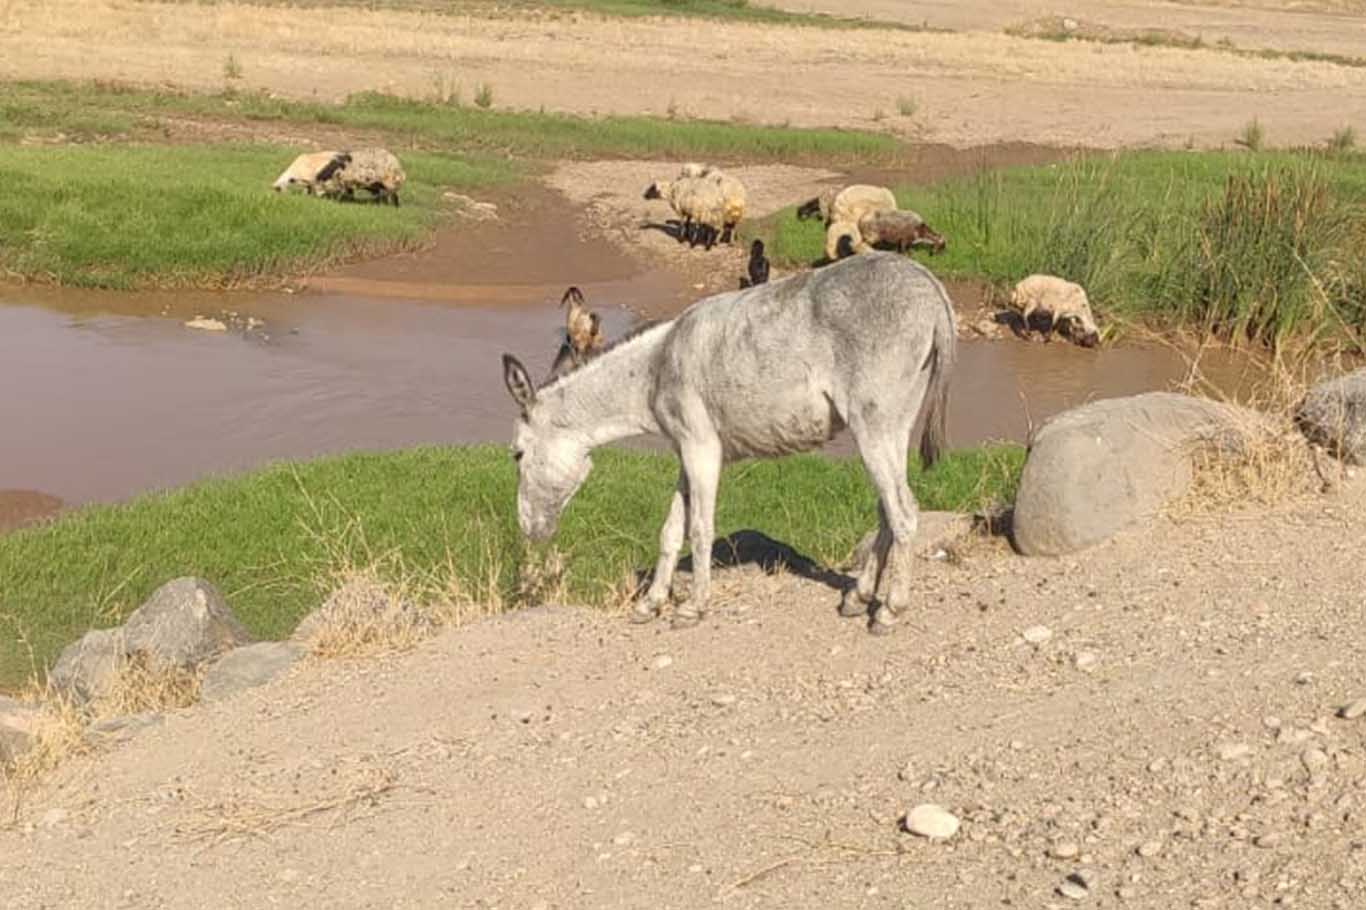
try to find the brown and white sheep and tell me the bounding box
[1007,275,1101,347]
[857,210,946,255]
[318,147,406,207]
[272,150,351,195]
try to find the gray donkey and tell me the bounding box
[501,252,956,634]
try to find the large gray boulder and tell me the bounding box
[1013,393,1264,556]
[123,577,252,669]
[49,627,126,704]
[200,642,304,703]
[1296,368,1366,464]
[0,695,42,765]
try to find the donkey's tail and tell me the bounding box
[917,294,957,469]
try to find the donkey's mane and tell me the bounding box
[538,318,672,391]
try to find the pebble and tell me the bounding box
[903,804,960,840]
[1338,698,1366,720]
[1295,671,1314,685]
[651,655,674,670]
[1074,651,1098,671]
[1216,742,1252,762]
[1022,625,1053,645]
[613,831,635,847]
[1137,840,1163,858]
[184,317,227,332]
[1051,841,1080,859]
[711,693,737,707]
[1277,727,1313,746]
[1301,747,1329,776]
[1058,872,1091,900]
[1253,832,1284,849]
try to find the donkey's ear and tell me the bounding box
[503,354,536,411]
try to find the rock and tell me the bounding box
[1073,651,1098,671]
[184,317,228,332]
[1137,839,1163,858]
[1301,747,1330,777]
[1058,872,1091,900]
[88,712,162,745]
[711,693,737,707]
[651,655,674,670]
[123,577,251,670]
[1295,368,1366,464]
[1338,697,1366,720]
[903,804,960,840]
[50,627,126,704]
[1012,393,1266,556]
[1216,742,1252,762]
[0,696,42,765]
[292,575,432,646]
[1051,841,1080,859]
[1022,625,1053,645]
[200,642,304,702]
[1253,832,1284,849]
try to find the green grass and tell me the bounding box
[746,150,1366,350]
[0,443,1022,690]
[0,144,516,288]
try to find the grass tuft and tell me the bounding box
[1328,125,1357,153]
[896,95,918,118]
[473,82,494,109]
[1237,118,1266,151]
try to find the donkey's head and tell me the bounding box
[502,354,593,541]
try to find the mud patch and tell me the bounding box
[0,490,64,533]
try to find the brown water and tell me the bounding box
[0,184,1269,527]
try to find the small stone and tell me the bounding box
[1137,840,1163,858]
[582,796,598,810]
[1074,651,1098,671]
[1263,716,1282,730]
[1253,832,1284,848]
[903,804,960,840]
[711,693,736,707]
[1058,872,1091,900]
[1117,886,1138,900]
[1010,739,1026,751]
[1295,671,1314,685]
[1301,748,1329,776]
[613,831,635,847]
[1022,625,1053,645]
[1051,841,1080,859]
[185,317,228,332]
[651,655,674,670]
[278,868,301,883]
[1146,758,1167,774]
[1216,742,1252,762]
[1338,698,1366,720]
[1278,727,1313,746]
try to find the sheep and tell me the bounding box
[857,210,946,255]
[549,286,607,379]
[746,239,770,287]
[828,184,897,230]
[825,220,862,261]
[1006,274,1101,348]
[643,168,747,250]
[272,150,351,195]
[318,147,406,207]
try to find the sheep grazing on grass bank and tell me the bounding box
[643,164,748,250]
[828,184,897,229]
[1007,274,1101,347]
[319,147,406,207]
[549,286,606,379]
[271,150,351,195]
[795,186,838,222]
[857,210,946,255]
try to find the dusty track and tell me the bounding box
[4,484,1366,908]
[5,0,1366,148]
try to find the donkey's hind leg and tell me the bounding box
[851,422,921,636]
[839,503,892,618]
[633,475,689,624]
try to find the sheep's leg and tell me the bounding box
[633,474,690,623]
[673,436,722,629]
[704,225,718,251]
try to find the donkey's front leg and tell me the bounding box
[632,475,689,624]
[673,438,722,630]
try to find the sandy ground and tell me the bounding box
[3,482,1365,908]
[5,0,1366,149]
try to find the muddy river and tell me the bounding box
[0,196,1266,533]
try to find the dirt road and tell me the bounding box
[7,0,1366,149]
[4,482,1364,908]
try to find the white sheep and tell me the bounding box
[1007,274,1101,347]
[271,150,351,195]
[643,167,747,249]
[829,184,897,229]
[796,186,839,222]
[825,220,862,261]
[318,147,406,207]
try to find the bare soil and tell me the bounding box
[5,481,1365,908]
[7,0,1366,149]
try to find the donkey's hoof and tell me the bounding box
[629,603,660,624]
[838,591,868,618]
[671,609,704,630]
[868,618,896,636]
[868,605,899,636]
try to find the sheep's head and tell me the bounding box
[835,233,857,260]
[795,197,823,221]
[1065,316,1101,348]
[643,181,667,201]
[910,222,947,255]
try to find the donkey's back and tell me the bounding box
[652,252,956,461]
